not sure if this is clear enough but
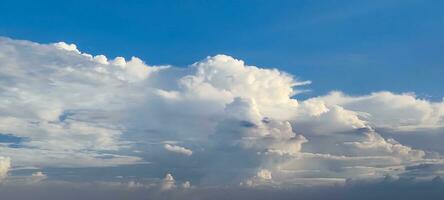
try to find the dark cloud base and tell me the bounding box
[1,179,443,200]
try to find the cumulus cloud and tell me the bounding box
[314,91,444,130]
[28,171,47,183]
[161,173,176,191]
[0,37,444,189]
[0,157,11,181]
[164,144,193,156]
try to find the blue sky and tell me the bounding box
[1,0,443,100]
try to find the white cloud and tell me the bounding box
[0,157,10,181]
[1,37,444,188]
[31,171,46,178]
[181,181,192,189]
[161,173,176,191]
[30,171,47,183]
[293,100,369,135]
[313,91,444,130]
[53,42,81,54]
[164,144,193,156]
[257,169,272,180]
[242,169,274,187]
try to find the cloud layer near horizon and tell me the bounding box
[0,37,444,188]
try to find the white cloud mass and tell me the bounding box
[0,37,444,188]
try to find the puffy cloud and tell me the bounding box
[161,173,176,191]
[30,171,47,183]
[181,181,192,189]
[313,91,444,130]
[215,97,307,154]
[344,131,425,160]
[53,42,81,54]
[164,144,193,156]
[0,157,11,181]
[293,99,368,135]
[0,37,444,188]
[242,169,273,187]
[257,169,272,180]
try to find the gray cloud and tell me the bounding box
[0,177,443,200]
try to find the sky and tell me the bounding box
[1,1,444,199]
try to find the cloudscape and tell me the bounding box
[1,1,444,199]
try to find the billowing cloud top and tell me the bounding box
[0,37,444,189]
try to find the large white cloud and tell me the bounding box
[0,37,443,187]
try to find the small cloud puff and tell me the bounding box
[164,144,193,156]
